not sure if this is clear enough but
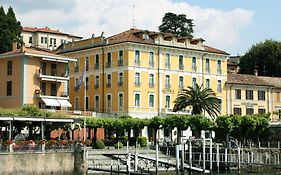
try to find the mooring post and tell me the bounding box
[203,136,206,174]
[189,138,192,175]
[127,153,131,173]
[127,141,129,154]
[181,144,185,175]
[176,145,180,175]
[156,143,159,175]
[251,152,254,164]
[210,139,213,173]
[224,148,228,171]
[134,153,138,172]
[238,146,241,175]
[216,143,219,174]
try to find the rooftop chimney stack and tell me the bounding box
[254,69,258,76]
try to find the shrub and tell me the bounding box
[119,136,128,145]
[85,139,92,146]
[137,136,147,147]
[92,139,105,149]
[114,141,123,149]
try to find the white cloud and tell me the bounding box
[13,0,254,53]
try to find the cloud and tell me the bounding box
[2,0,254,53]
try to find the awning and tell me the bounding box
[42,98,60,107]
[57,99,72,108]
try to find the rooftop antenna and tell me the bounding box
[132,4,135,29]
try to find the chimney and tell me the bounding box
[254,69,258,76]
[12,42,18,51]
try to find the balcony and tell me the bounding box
[106,62,111,68]
[118,60,123,66]
[162,108,191,115]
[37,69,69,82]
[217,69,222,75]
[165,63,170,69]
[135,60,140,66]
[94,64,99,69]
[149,83,154,88]
[94,84,99,89]
[118,81,123,87]
[165,84,171,89]
[134,82,141,87]
[106,83,111,88]
[192,66,197,72]
[149,61,154,68]
[179,64,184,70]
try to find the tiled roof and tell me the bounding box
[22,27,82,38]
[106,29,228,55]
[226,74,272,86]
[259,76,281,88]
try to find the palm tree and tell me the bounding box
[173,84,221,120]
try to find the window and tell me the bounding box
[233,107,241,115]
[192,78,196,88]
[246,90,253,100]
[217,80,222,92]
[50,38,52,45]
[205,59,210,73]
[135,72,140,86]
[74,58,79,72]
[135,50,140,66]
[85,57,89,71]
[74,97,79,110]
[95,54,99,69]
[192,57,197,71]
[149,74,154,88]
[258,108,266,114]
[206,79,210,89]
[246,108,254,115]
[60,39,64,45]
[107,94,111,108]
[86,77,89,90]
[41,37,44,44]
[53,38,56,46]
[235,89,241,99]
[165,53,170,69]
[7,61,12,75]
[95,76,99,88]
[217,60,222,74]
[106,52,111,68]
[179,76,184,89]
[149,52,154,67]
[118,93,124,107]
[165,75,170,88]
[85,97,89,111]
[258,90,265,100]
[6,81,12,96]
[41,82,46,95]
[135,93,140,107]
[51,64,57,76]
[118,50,123,66]
[165,95,171,108]
[95,96,99,110]
[107,74,111,88]
[149,94,154,107]
[118,72,123,86]
[179,55,184,70]
[51,83,57,96]
[29,36,32,44]
[44,37,47,44]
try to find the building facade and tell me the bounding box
[21,27,82,50]
[0,43,75,109]
[226,74,281,121]
[57,29,229,118]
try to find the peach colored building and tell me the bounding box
[0,44,75,109]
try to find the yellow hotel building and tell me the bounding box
[0,44,75,109]
[57,29,229,118]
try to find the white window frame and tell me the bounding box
[192,77,196,88]
[134,92,141,107]
[165,95,171,109]
[94,95,100,110]
[106,93,112,109]
[118,92,124,108]
[148,93,155,108]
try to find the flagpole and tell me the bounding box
[83,59,86,159]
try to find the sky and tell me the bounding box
[1,0,281,55]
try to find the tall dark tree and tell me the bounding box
[239,39,281,77]
[0,6,22,53]
[159,12,194,38]
[173,84,221,120]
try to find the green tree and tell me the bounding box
[148,116,163,145]
[0,6,22,53]
[189,115,214,138]
[215,115,233,144]
[239,39,281,77]
[173,84,221,120]
[158,12,194,38]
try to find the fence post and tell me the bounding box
[181,144,185,175]
[225,148,228,171]
[127,153,131,173]
[189,139,192,175]
[203,136,206,174]
[210,139,213,173]
[134,153,138,172]
[278,141,280,149]
[156,143,159,175]
[216,143,219,174]
[238,146,241,175]
[176,145,180,175]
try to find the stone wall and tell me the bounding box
[0,151,76,175]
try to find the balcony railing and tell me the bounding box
[217,69,222,74]
[106,62,111,68]
[106,83,111,88]
[149,83,154,88]
[134,82,141,87]
[37,69,69,82]
[192,65,197,72]
[118,60,123,66]
[165,84,171,89]
[118,81,123,87]
[149,61,154,68]
[179,64,184,70]
[135,60,140,66]
[165,63,170,69]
